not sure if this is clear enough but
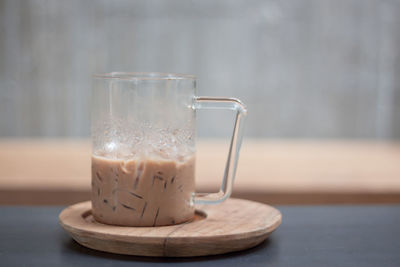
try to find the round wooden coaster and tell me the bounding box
[59,198,282,257]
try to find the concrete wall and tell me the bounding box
[1,0,399,138]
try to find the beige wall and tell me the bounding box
[1,0,399,138]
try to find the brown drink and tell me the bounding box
[91,154,195,226]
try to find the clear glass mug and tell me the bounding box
[91,72,247,226]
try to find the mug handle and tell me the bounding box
[193,96,248,205]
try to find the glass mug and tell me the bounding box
[91,72,247,226]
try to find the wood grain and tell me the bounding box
[59,198,282,257]
[1,139,400,204]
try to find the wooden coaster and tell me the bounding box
[59,198,282,257]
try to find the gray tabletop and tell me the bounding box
[0,205,399,267]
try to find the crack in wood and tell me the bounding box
[162,224,185,256]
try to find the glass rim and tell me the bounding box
[93,72,196,81]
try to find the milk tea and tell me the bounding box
[91,155,195,226]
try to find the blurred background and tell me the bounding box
[1,0,400,139]
[1,0,399,205]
